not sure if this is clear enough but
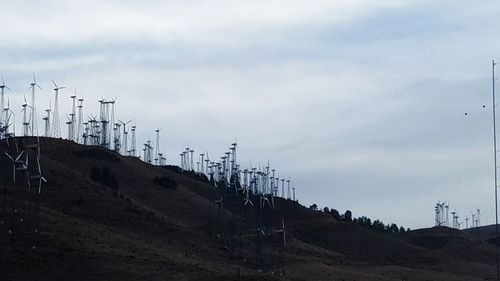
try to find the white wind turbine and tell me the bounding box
[0,75,11,125]
[29,74,42,136]
[51,80,66,138]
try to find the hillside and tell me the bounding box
[0,137,498,281]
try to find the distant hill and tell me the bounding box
[464,224,500,245]
[0,137,498,281]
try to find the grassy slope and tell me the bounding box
[0,137,497,280]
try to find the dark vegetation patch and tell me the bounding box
[487,236,500,246]
[311,205,409,235]
[162,165,211,184]
[153,176,177,190]
[90,166,120,191]
[74,148,120,162]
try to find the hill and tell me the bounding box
[0,137,498,280]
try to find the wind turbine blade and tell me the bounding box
[52,80,58,88]
[15,151,24,161]
[5,86,11,91]
[36,84,42,90]
[4,152,13,161]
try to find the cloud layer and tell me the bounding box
[1,0,500,228]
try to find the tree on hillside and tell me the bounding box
[358,216,371,227]
[309,204,318,211]
[389,223,399,234]
[344,210,352,221]
[372,219,385,232]
[330,209,340,219]
[323,207,330,213]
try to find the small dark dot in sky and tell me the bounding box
[483,105,486,108]
[465,113,468,115]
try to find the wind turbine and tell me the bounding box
[65,115,72,140]
[4,151,26,183]
[119,119,132,155]
[52,80,66,138]
[130,125,137,156]
[77,96,84,143]
[0,75,11,125]
[243,171,253,206]
[21,96,32,137]
[155,128,160,165]
[42,102,52,137]
[4,99,15,138]
[70,92,77,141]
[200,153,205,175]
[29,74,42,136]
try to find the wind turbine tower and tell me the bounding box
[205,152,210,175]
[119,120,132,155]
[477,208,481,227]
[109,99,116,147]
[29,74,42,136]
[0,75,11,125]
[200,153,205,175]
[43,105,51,137]
[287,178,291,199]
[281,178,285,198]
[70,93,77,141]
[21,98,30,136]
[77,97,84,143]
[190,149,195,171]
[66,115,72,140]
[155,128,160,165]
[445,204,449,227]
[52,80,66,138]
[130,125,137,156]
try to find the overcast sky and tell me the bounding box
[1,0,500,229]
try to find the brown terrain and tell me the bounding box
[0,137,498,281]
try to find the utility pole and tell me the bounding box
[493,59,499,281]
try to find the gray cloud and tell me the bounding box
[1,0,499,228]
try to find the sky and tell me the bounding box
[1,0,500,229]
